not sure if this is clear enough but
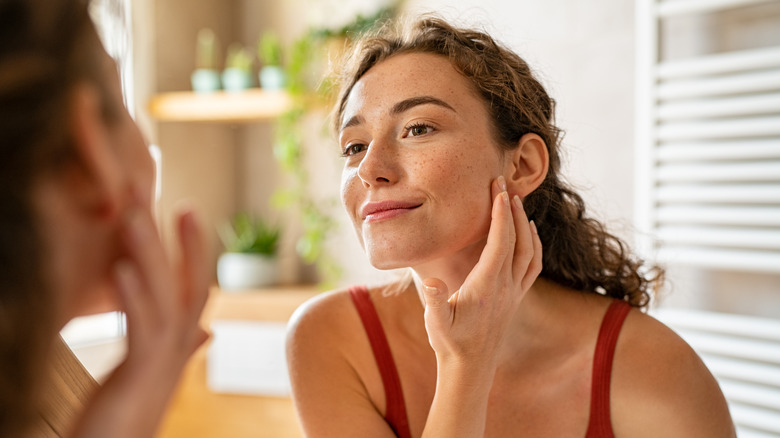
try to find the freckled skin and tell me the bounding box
[339,53,507,274]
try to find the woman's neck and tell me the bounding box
[409,237,486,298]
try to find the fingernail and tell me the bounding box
[423,284,438,294]
[530,220,538,235]
[497,175,507,192]
[513,195,522,209]
[502,191,510,206]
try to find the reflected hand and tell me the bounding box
[115,192,209,377]
[71,187,210,438]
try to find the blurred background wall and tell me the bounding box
[133,0,780,318]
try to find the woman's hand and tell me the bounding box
[422,175,542,366]
[419,175,542,437]
[115,191,210,382]
[70,187,210,438]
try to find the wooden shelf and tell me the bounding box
[158,285,318,438]
[207,284,319,321]
[148,89,292,123]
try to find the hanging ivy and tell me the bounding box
[270,5,399,288]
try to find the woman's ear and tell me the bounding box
[66,83,123,220]
[504,133,549,198]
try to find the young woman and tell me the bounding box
[286,16,736,437]
[0,0,209,436]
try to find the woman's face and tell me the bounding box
[100,51,155,204]
[339,52,505,270]
[62,48,155,319]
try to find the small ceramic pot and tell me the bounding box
[221,68,253,92]
[217,253,278,291]
[191,68,221,93]
[259,65,286,90]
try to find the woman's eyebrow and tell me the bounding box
[341,115,364,131]
[340,95,456,132]
[391,95,456,115]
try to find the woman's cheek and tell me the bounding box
[340,168,366,247]
[340,168,359,215]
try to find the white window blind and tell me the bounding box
[635,0,780,274]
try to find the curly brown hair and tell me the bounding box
[334,15,664,308]
[0,0,111,435]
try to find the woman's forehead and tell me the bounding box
[341,52,483,126]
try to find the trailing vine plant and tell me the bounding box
[270,5,399,288]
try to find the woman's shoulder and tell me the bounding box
[616,306,713,385]
[611,306,736,436]
[287,282,408,347]
[285,282,412,431]
[285,286,371,397]
[287,287,359,344]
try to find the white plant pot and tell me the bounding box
[221,68,253,92]
[259,65,286,90]
[191,68,221,93]
[217,253,278,292]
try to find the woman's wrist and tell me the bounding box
[421,358,496,438]
[435,355,497,402]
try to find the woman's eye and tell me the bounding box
[341,143,367,157]
[406,123,434,137]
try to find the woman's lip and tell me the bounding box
[361,201,423,220]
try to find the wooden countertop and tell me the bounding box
[158,285,320,438]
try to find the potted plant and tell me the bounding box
[191,28,221,93]
[217,213,281,291]
[221,43,254,92]
[257,31,286,90]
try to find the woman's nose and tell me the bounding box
[357,139,399,188]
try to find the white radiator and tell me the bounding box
[634,0,780,274]
[654,307,780,437]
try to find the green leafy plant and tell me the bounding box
[269,4,399,288]
[224,43,253,71]
[196,28,219,69]
[258,31,283,67]
[219,213,280,256]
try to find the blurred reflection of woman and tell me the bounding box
[0,0,209,436]
[287,15,735,438]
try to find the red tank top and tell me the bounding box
[350,286,412,438]
[349,286,631,438]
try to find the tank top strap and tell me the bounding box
[585,299,632,438]
[349,285,412,438]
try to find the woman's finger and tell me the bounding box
[114,260,154,348]
[421,278,453,352]
[176,208,209,324]
[471,179,515,280]
[491,175,505,204]
[122,205,175,311]
[521,221,543,291]
[509,195,535,282]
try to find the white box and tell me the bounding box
[207,319,290,397]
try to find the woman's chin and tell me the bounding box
[367,256,409,271]
[365,248,419,271]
